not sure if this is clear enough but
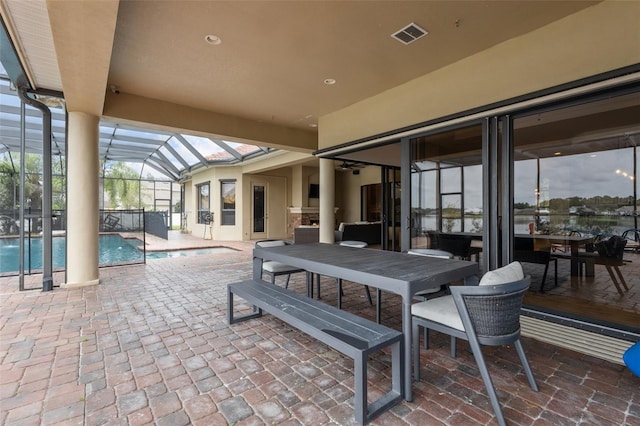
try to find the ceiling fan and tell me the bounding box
[335,160,366,171]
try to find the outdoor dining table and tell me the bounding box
[253,242,480,401]
[518,234,594,276]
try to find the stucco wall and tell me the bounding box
[337,166,381,224]
[187,166,244,241]
[319,1,640,149]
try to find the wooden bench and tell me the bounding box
[227,279,404,424]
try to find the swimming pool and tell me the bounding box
[146,247,237,259]
[0,234,144,274]
[0,235,238,274]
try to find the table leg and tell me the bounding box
[570,243,580,276]
[403,300,412,401]
[306,272,313,298]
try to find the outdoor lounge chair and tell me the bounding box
[103,214,120,231]
[412,261,538,426]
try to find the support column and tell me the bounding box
[62,112,99,288]
[319,159,335,243]
[291,164,303,208]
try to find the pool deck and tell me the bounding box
[119,231,237,252]
[0,231,638,425]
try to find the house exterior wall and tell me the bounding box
[337,166,381,224]
[318,1,640,149]
[185,158,320,241]
[187,166,244,241]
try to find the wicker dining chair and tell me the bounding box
[412,261,538,426]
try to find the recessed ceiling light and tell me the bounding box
[309,123,318,128]
[205,34,222,45]
[553,151,562,156]
[324,78,336,85]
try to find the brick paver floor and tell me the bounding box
[1,239,639,425]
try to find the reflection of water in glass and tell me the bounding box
[0,235,144,273]
[419,216,483,233]
[517,214,636,235]
[418,214,636,235]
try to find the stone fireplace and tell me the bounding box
[288,207,319,230]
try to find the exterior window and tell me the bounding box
[197,182,210,224]
[221,180,236,225]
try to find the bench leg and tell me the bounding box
[359,339,404,424]
[354,353,367,425]
[227,286,262,324]
[390,339,403,398]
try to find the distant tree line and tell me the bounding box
[517,195,637,212]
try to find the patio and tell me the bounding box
[0,235,638,425]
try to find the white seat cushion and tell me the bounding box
[340,241,367,248]
[408,248,453,259]
[257,240,286,248]
[415,286,443,296]
[479,261,524,286]
[411,295,464,331]
[262,260,299,273]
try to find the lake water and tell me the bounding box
[418,214,637,235]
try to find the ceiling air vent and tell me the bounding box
[391,22,428,45]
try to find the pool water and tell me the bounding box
[0,235,237,273]
[0,235,144,273]
[146,247,236,259]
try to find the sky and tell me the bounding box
[515,149,637,206]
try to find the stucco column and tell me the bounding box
[291,164,303,208]
[61,112,99,288]
[319,158,335,243]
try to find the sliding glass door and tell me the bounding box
[510,90,639,333]
[407,122,485,266]
[401,87,639,334]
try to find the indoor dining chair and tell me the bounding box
[411,261,538,426]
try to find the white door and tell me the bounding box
[250,177,287,240]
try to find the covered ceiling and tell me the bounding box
[0,0,601,177]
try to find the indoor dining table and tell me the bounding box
[252,242,480,401]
